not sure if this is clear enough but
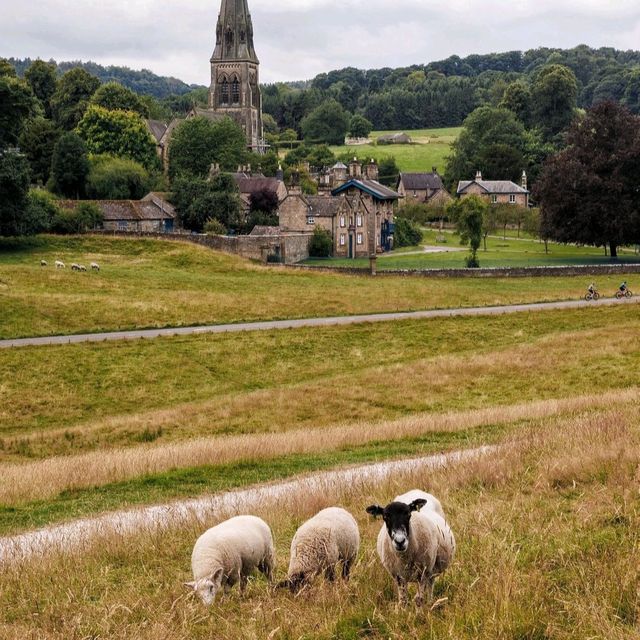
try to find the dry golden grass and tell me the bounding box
[2,388,638,506]
[2,407,639,639]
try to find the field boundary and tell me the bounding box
[1,296,639,348]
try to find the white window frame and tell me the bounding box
[509,194,517,204]
[491,195,498,204]
[356,215,363,227]
[339,234,346,246]
[306,216,315,225]
[356,233,363,245]
[340,216,346,228]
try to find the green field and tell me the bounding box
[2,235,638,339]
[330,126,461,173]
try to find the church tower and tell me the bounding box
[209,0,264,152]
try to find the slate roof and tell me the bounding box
[58,200,175,222]
[332,179,400,201]
[146,120,169,143]
[249,226,281,236]
[191,107,227,122]
[399,172,444,191]
[234,175,284,196]
[306,196,342,217]
[457,180,529,195]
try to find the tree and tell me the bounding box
[378,156,400,187]
[448,196,487,267]
[301,100,350,145]
[534,102,640,258]
[24,60,58,117]
[308,227,333,257]
[169,117,247,179]
[262,113,279,135]
[18,118,61,185]
[394,218,423,248]
[0,149,31,236]
[481,204,498,251]
[76,105,158,169]
[530,64,578,140]
[90,82,150,118]
[499,81,532,127]
[86,155,150,200]
[349,114,373,138]
[50,68,101,130]
[24,189,60,234]
[0,76,37,147]
[50,132,89,198]
[51,202,103,234]
[249,188,279,215]
[0,58,17,78]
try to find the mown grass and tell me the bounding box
[4,236,637,339]
[2,407,638,639]
[2,305,639,453]
[307,229,640,269]
[330,126,461,173]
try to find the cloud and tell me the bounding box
[1,1,639,84]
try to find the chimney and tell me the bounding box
[365,158,379,181]
[475,170,482,182]
[349,157,362,178]
[276,163,284,181]
[521,170,528,191]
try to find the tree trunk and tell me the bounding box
[544,239,548,254]
[483,233,487,252]
[610,242,618,259]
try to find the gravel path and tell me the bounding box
[1,297,638,349]
[0,446,494,565]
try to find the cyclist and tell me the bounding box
[619,281,628,294]
[587,282,596,295]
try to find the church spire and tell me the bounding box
[212,0,258,63]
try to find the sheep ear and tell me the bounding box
[409,499,428,512]
[184,581,197,591]
[211,567,224,585]
[366,505,384,518]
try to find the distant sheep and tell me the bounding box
[185,515,275,605]
[366,491,455,606]
[79,265,87,272]
[40,260,47,267]
[71,263,81,272]
[55,260,65,269]
[279,507,360,591]
[90,262,100,271]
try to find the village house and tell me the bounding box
[231,166,288,212]
[279,159,398,258]
[396,169,452,206]
[457,171,530,207]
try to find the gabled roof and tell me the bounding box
[306,196,342,217]
[331,162,348,170]
[58,200,175,222]
[146,120,168,143]
[457,180,529,195]
[398,172,444,191]
[332,179,400,201]
[233,175,285,197]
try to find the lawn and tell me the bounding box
[1,235,639,339]
[306,229,640,269]
[330,126,461,173]
[2,404,639,639]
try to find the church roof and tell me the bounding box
[211,0,259,64]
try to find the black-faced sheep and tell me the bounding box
[40,260,47,267]
[279,507,360,591]
[185,515,275,605]
[71,263,81,272]
[79,265,87,272]
[366,492,455,606]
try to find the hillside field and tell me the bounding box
[330,127,461,173]
[1,236,639,638]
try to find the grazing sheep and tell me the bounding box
[366,494,455,606]
[185,515,275,605]
[40,260,47,267]
[55,260,65,269]
[279,507,360,591]
[90,262,100,271]
[71,263,81,271]
[79,265,87,272]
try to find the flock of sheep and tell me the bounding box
[185,489,455,608]
[40,260,100,272]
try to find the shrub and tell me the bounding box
[51,202,103,234]
[393,217,423,248]
[203,218,226,235]
[87,155,150,200]
[308,226,333,257]
[24,190,60,234]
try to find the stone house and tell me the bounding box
[232,169,288,212]
[397,170,452,206]
[377,132,412,145]
[457,171,530,207]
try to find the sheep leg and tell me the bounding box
[341,558,353,581]
[325,565,336,582]
[395,577,409,605]
[239,572,248,594]
[415,576,434,607]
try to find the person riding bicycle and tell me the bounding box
[620,281,628,294]
[587,282,596,295]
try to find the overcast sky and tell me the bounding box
[2,0,640,85]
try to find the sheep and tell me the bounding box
[279,507,360,592]
[55,260,65,269]
[184,515,275,605]
[90,262,100,271]
[40,260,47,267]
[71,263,81,271]
[79,265,87,272]
[394,489,445,519]
[366,493,455,606]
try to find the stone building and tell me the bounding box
[279,159,399,258]
[397,170,452,206]
[457,171,530,207]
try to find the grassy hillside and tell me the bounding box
[2,236,637,339]
[330,127,461,173]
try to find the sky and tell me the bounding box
[2,0,640,85]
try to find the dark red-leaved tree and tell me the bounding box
[534,101,640,258]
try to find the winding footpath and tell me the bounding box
[0,446,494,564]
[1,297,638,349]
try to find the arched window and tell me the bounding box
[220,78,229,105]
[232,77,240,104]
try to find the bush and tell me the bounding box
[203,218,226,235]
[393,218,423,248]
[24,190,60,234]
[308,226,333,257]
[87,155,151,200]
[51,202,103,234]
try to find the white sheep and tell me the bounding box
[71,263,80,271]
[394,489,445,519]
[79,265,87,272]
[366,493,455,606]
[55,260,65,269]
[90,262,100,271]
[185,515,275,605]
[40,260,47,267]
[279,507,360,591]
